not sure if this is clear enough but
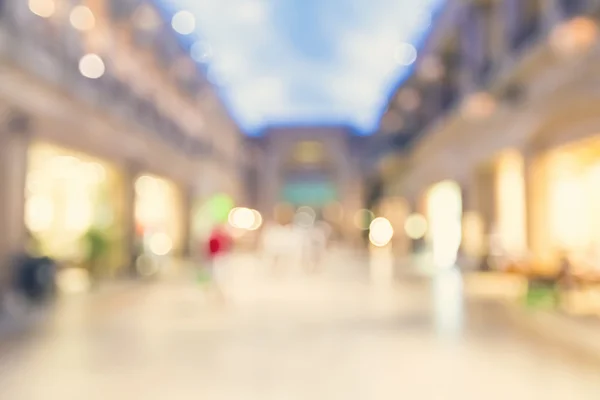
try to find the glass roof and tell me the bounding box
[154,0,445,136]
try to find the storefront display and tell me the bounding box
[25,142,125,276]
[425,180,462,268]
[134,174,184,258]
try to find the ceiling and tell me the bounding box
[154,0,445,136]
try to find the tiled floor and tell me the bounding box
[1,250,599,399]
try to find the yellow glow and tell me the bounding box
[495,150,527,257]
[548,154,589,251]
[69,5,95,31]
[369,217,394,247]
[551,17,598,56]
[462,212,484,258]
[427,181,462,268]
[25,195,54,233]
[228,207,256,230]
[404,213,427,240]
[149,232,173,256]
[57,268,91,293]
[29,0,55,18]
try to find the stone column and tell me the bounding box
[0,112,31,292]
[120,163,139,277]
[524,150,553,270]
[179,185,193,259]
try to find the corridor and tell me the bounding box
[0,251,599,399]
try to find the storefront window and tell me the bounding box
[426,180,462,268]
[134,174,183,257]
[25,143,124,275]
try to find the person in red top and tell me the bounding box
[203,225,232,302]
[207,226,232,258]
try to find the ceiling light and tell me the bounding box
[171,10,196,35]
[69,5,95,31]
[29,0,55,18]
[79,54,105,79]
[394,43,418,66]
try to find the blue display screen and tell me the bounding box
[281,182,337,206]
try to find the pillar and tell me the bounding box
[121,162,139,276]
[0,112,31,291]
[524,151,553,271]
[180,185,193,258]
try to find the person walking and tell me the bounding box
[203,225,232,302]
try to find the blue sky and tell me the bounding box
[155,0,445,136]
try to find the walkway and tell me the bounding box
[0,250,599,399]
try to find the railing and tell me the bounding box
[0,10,213,160]
[440,84,459,112]
[475,58,493,87]
[559,0,587,17]
[511,14,541,51]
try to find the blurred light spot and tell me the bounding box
[172,10,196,35]
[57,268,90,293]
[69,5,95,31]
[249,209,263,231]
[149,233,173,256]
[294,206,316,228]
[133,4,161,31]
[551,17,598,56]
[418,56,444,82]
[395,87,421,112]
[79,54,105,79]
[404,213,428,240]
[354,209,375,230]
[25,194,54,233]
[461,92,496,120]
[29,0,55,18]
[394,43,418,66]
[369,217,394,247]
[229,207,255,230]
[190,41,213,63]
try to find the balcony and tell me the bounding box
[559,0,587,17]
[475,58,494,87]
[0,10,211,160]
[511,15,541,51]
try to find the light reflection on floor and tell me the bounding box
[1,249,600,399]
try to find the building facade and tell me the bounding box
[378,0,600,270]
[0,0,244,285]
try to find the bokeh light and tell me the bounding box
[228,207,256,230]
[394,43,418,66]
[79,54,105,79]
[149,232,173,256]
[69,5,95,31]
[404,213,428,240]
[369,217,394,247]
[171,10,196,35]
[29,0,55,18]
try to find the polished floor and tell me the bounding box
[1,250,600,399]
